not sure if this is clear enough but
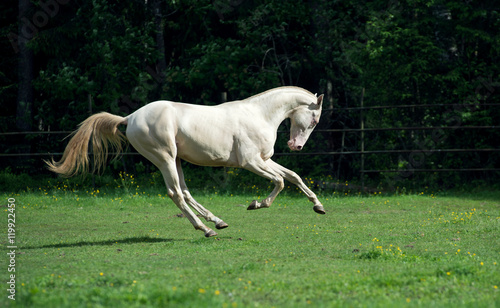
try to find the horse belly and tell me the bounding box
[177,140,238,167]
[175,122,240,167]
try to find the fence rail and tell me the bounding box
[2,148,500,158]
[2,125,497,136]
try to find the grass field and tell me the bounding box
[1,178,499,307]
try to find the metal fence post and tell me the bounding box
[360,88,365,192]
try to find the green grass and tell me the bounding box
[1,180,499,307]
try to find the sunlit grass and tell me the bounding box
[1,172,499,307]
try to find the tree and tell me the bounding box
[33,0,159,131]
[1,0,498,187]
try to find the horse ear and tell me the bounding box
[316,94,324,108]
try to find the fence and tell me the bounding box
[1,103,499,191]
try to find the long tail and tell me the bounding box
[45,112,127,177]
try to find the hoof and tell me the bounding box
[216,221,229,229]
[247,200,259,210]
[205,229,218,237]
[313,205,326,214]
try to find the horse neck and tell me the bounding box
[249,88,312,127]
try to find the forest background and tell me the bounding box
[1,0,499,191]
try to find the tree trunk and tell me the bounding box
[16,0,33,132]
[152,0,166,87]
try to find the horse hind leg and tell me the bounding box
[176,159,228,230]
[158,162,218,237]
[128,137,217,237]
[181,189,229,230]
[167,186,218,237]
[126,111,218,237]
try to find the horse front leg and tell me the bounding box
[243,159,285,210]
[266,159,325,214]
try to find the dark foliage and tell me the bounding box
[1,0,499,190]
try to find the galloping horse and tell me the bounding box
[46,86,325,237]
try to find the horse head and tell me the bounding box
[287,94,324,151]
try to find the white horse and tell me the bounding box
[46,86,325,237]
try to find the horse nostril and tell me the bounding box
[296,145,303,151]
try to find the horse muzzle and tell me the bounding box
[287,140,303,151]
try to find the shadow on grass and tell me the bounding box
[23,236,179,250]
